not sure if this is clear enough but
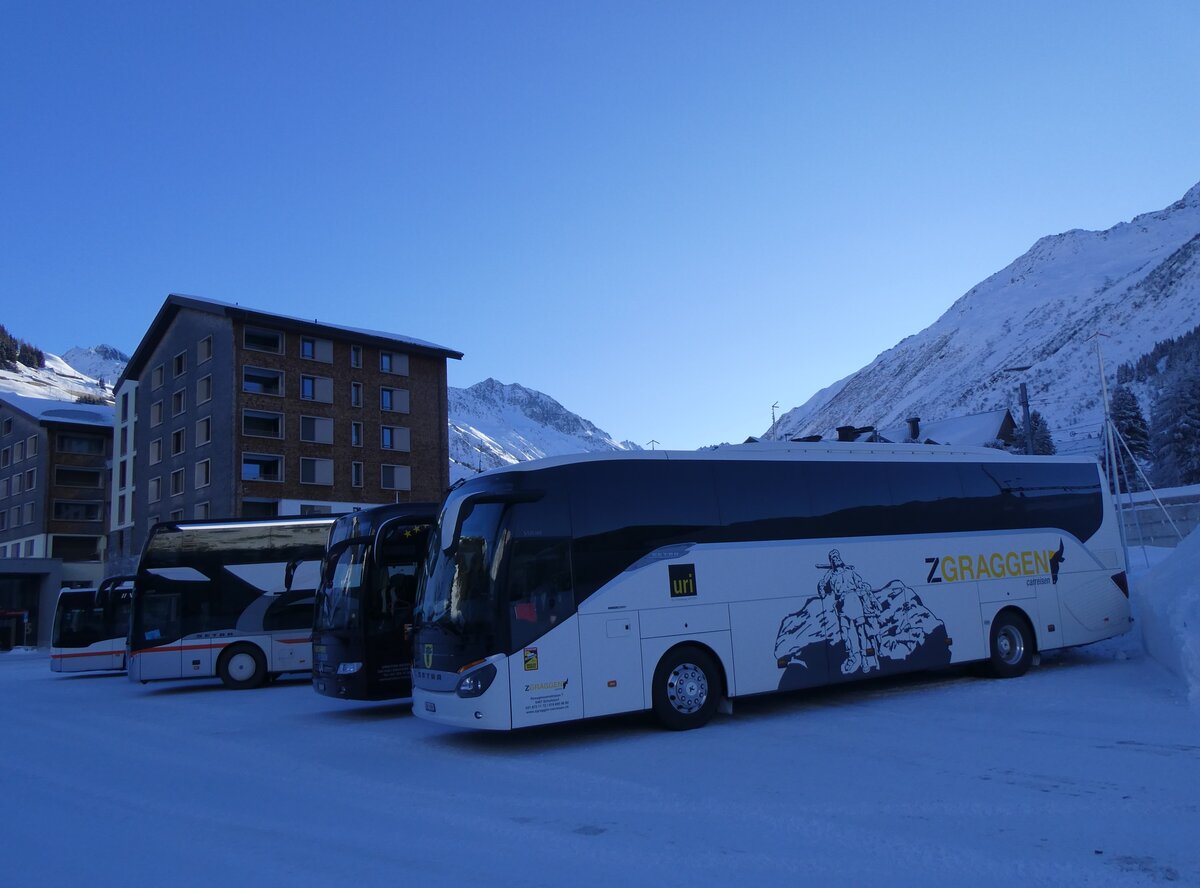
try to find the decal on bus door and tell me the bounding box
[774,548,951,690]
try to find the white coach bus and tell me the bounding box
[412,443,1130,731]
[50,576,135,673]
[128,517,335,689]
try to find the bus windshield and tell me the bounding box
[316,539,369,631]
[416,499,507,645]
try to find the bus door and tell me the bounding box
[132,585,184,680]
[368,518,432,694]
[505,537,583,728]
[265,557,322,672]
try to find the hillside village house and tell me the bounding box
[107,293,462,575]
[0,393,113,648]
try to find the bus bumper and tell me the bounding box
[412,659,512,731]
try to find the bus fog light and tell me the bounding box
[336,662,363,675]
[456,663,497,698]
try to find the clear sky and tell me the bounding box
[2,1,1198,449]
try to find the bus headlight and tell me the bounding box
[336,662,363,675]
[456,663,497,698]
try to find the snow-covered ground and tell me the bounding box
[4,549,1198,886]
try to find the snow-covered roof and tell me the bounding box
[0,392,113,427]
[875,409,1014,446]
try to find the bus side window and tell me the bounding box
[507,538,573,651]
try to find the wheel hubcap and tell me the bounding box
[666,662,708,714]
[997,626,1024,665]
[229,653,256,680]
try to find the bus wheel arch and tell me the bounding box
[987,607,1036,679]
[651,643,726,731]
[217,643,268,690]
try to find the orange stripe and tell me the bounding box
[130,641,233,657]
[51,650,122,660]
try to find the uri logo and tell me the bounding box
[669,563,698,598]
[774,548,951,691]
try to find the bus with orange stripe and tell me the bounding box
[128,517,335,689]
[50,576,135,673]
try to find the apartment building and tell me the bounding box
[0,393,113,648]
[108,293,462,573]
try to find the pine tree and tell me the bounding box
[1151,372,1200,487]
[1012,410,1056,455]
[16,341,44,368]
[1103,385,1151,492]
[0,325,17,370]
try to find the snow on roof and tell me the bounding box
[0,392,113,426]
[876,409,1012,446]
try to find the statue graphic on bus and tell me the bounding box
[775,548,951,691]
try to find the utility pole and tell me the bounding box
[646,439,659,451]
[1002,366,1034,455]
[770,402,779,439]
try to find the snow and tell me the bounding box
[0,349,114,404]
[4,548,1199,886]
[1137,533,1200,708]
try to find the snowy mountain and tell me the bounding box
[448,378,639,481]
[770,182,1200,456]
[0,349,116,404]
[61,344,130,387]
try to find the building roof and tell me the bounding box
[0,392,114,427]
[121,292,464,383]
[874,409,1014,447]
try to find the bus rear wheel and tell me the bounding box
[987,611,1034,679]
[652,646,721,731]
[218,644,267,690]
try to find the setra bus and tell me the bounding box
[128,516,335,689]
[313,502,438,701]
[50,576,136,673]
[411,443,1131,731]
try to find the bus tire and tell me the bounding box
[218,644,267,690]
[652,646,721,731]
[987,611,1034,679]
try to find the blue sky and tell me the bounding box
[2,1,1198,449]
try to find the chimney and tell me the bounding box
[836,425,858,442]
[906,416,920,441]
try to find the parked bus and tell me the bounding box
[50,576,135,673]
[412,443,1131,731]
[313,502,438,700]
[128,516,336,689]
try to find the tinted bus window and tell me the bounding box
[714,460,812,541]
[808,461,892,537]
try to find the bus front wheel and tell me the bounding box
[652,646,721,731]
[987,611,1034,679]
[218,644,267,690]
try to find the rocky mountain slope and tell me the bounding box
[770,182,1200,456]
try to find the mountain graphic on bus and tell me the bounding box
[774,549,950,691]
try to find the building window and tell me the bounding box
[381,426,410,452]
[152,364,164,389]
[244,327,283,354]
[12,474,21,494]
[24,539,35,556]
[22,502,34,525]
[195,459,211,489]
[149,438,162,465]
[351,421,362,447]
[26,435,37,456]
[119,425,128,457]
[300,457,334,485]
[300,415,334,444]
[56,467,103,488]
[14,440,24,461]
[172,389,186,416]
[194,501,210,519]
[169,509,184,522]
[243,410,284,439]
[350,345,362,369]
[119,461,127,489]
[0,447,8,467]
[380,387,410,413]
[351,382,363,407]
[170,468,185,496]
[381,464,411,491]
[300,504,333,516]
[173,350,187,377]
[120,391,130,422]
[351,461,363,488]
[53,501,103,521]
[150,400,163,426]
[380,352,409,375]
[58,433,105,455]
[148,476,161,503]
[24,468,35,490]
[198,335,213,363]
[0,477,8,497]
[171,428,185,456]
[242,453,283,482]
[300,375,333,403]
[1,417,11,436]
[197,375,212,404]
[196,416,211,446]
[300,337,333,362]
[243,366,284,397]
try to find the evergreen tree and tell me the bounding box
[1151,372,1200,487]
[16,341,45,368]
[1103,385,1151,492]
[1012,410,1056,455]
[0,325,17,370]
